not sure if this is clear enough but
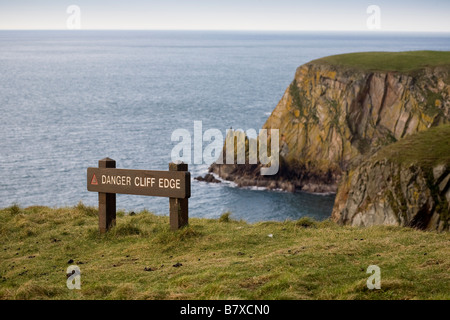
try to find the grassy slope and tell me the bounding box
[0,204,448,300]
[312,50,450,73]
[374,124,450,169]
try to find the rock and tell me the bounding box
[433,164,447,181]
[332,125,450,231]
[195,174,221,183]
[172,262,183,268]
[439,174,450,192]
[66,270,75,278]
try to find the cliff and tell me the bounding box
[210,51,450,194]
[332,124,450,231]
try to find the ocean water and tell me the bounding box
[1,30,449,222]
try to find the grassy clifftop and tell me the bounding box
[0,204,449,300]
[373,124,450,169]
[311,50,450,73]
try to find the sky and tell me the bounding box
[0,0,449,32]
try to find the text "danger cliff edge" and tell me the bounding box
[101,174,182,190]
[87,167,190,199]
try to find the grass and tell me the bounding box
[0,204,449,300]
[374,124,450,169]
[218,211,232,223]
[312,51,450,73]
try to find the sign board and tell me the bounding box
[87,168,190,199]
[87,158,190,233]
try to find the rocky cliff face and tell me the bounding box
[332,161,450,231]
[265,61,448,181]
[210,54,450,194]
[331,125,450,231]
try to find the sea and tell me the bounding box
[1,30,449,222]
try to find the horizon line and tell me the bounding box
[1,29,450,33]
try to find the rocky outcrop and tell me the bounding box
[210,52,450,193]
[332,132,450,231]
[331,125,450,231]
[332,160,450,231]
[195,174,221,183]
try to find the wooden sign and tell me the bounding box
[87,168,190,198]
[87,158,190,233]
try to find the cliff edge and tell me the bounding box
[210,51,450,194]
[332,124,450,231]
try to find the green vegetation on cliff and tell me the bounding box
[313,50,450,73]
[1,204,449,300]
[374,124,450,169]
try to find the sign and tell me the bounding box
[87,158,190,233]
[87,168,190,198]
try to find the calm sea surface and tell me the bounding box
[1,31,449,222]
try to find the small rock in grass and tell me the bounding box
[66,270,76,278]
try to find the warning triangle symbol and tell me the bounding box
[91,174,98,185]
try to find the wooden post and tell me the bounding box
[98,157,116,233]
[88,159,190,232]
[169,162,189,230]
